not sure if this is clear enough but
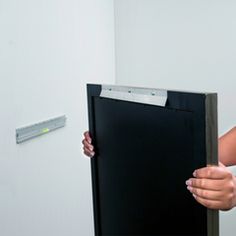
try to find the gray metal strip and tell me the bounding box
[16,115,66,144]
[205,93,219,236]
[100,85,167,106]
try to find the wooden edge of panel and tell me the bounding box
[205,93,219,236]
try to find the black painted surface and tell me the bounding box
[89,93,208,236]
[86,84,212,236]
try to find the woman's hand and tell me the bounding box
[82,131,95,157]
[186,162,236,210]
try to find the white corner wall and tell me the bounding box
[0,0,115,236]
[114,1,236,235]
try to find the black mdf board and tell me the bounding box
[87,84,219,236]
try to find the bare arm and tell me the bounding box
[219,126,236,166]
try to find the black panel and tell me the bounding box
[86,84,217,236]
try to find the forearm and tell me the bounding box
[219,127,236,166]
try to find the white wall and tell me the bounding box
[114,1,236,235]
[0,0,115,236]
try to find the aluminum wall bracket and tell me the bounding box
[16,115,66,144]
[100,85,167,106]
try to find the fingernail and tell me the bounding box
[187,186,193,191]
[90,152,95,157]
[192,194,197,198]
[185,179,192,186]
[193,171,196,177]
[89,146,93,151]
[88,139,91,144]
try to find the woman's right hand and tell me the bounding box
[82,131,95,157]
